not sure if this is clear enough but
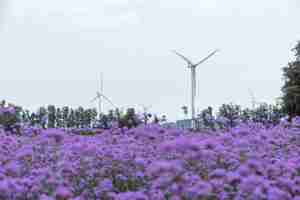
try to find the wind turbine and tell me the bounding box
[91,74,117,119]
[248,89,264,109]
[172,49,219,129]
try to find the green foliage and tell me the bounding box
[112,174,147,193]
[62,106,69,128]
[79,130,97,136]
[251,103,284,124]
[47,105,56,128]
[281,41,300,119]
[0,101,20,133]
[37,107,47,128]
[0,109,17,127]
[218,103,241,127]
[20,105,99,129]
[118,108,141,129]
[200,106,215,129]
[68,109,76,128]
[56,108,63,128]
[240,108,251,122]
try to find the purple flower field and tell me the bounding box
[1,122,300,200]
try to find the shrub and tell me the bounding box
[0,105,19,133]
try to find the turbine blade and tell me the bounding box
[172,50,193,66]
[194,49,219,67]
[91,96,98,102]
[98,93,117,108]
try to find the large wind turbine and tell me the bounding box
[172,49,219,129]
[91,74,117,118]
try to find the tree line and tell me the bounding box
[0,101,166,131]
[191,102,285,130]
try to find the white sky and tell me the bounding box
[0,0,299,121]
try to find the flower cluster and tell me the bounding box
[0,122,300,199]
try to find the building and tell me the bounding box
[175,118,205,130]
[161,122,177,128]
[176,119,192,129]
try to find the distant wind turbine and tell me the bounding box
[248,89,264,109]
[172,49,219,129]
[91,74,117,118]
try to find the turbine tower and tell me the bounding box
[173,49,219,129]
[92,73,103,115]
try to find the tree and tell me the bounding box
[200,106,215,129]
[37,107,47,128]
[29,112,38,126]
[252,103,269,123]
[107,109,116,123]
[62,106,69,128]
[56,108,63,127]
[217,103,241,128]
[47,105,56,128]
[119,108,141,129]
[82,108,97,128]
[268,103,284,125]
[0,104,18,132]
[75,107,84,128]
[68,109,76,128]
[240,108,251,122]
[115,108,122,122]
[90,108,98,126]
[0,100,6,107]
[21,109,31,124]
[282,41,300,120]
[153,115,159,124]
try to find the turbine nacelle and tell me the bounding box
[91,92,101,103]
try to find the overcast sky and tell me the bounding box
[0,0,299,121]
